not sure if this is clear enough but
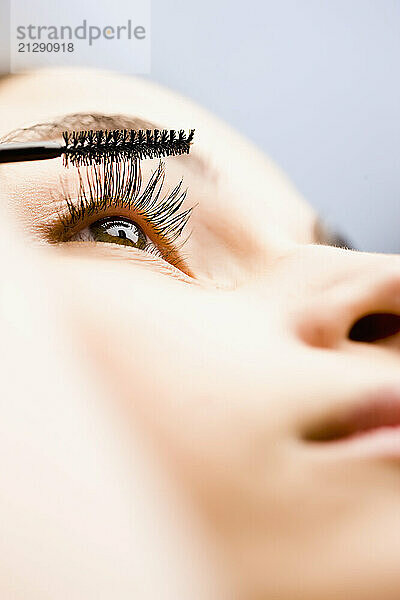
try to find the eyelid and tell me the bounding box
[313,218,355,250]
[52,239,199,285]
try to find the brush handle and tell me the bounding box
[0,141,63,164]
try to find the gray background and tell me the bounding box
[1,0,399,252]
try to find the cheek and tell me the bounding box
[49,254,369,586]
[58,257,296,471]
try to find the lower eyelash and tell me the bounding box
[57,158,194,251]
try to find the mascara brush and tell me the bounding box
[0,128,195,166]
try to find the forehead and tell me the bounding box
[0,69,316,243]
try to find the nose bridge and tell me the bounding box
[254,244,400,349]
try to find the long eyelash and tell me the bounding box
[57,158,194,253]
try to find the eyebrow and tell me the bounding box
[0,112,157,143]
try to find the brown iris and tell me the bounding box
[89,216,147,249]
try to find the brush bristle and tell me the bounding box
[62,128,195,166]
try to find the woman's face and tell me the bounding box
[2,69,400,600]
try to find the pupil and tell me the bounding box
[118,229,127,239]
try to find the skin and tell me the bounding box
[1,68,400,599]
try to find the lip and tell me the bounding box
[304,387,400,459]
[324,426,400,460]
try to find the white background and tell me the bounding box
[1,0,399,253]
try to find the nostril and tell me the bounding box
[348,312,400,343]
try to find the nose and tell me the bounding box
[286,246,400,350]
